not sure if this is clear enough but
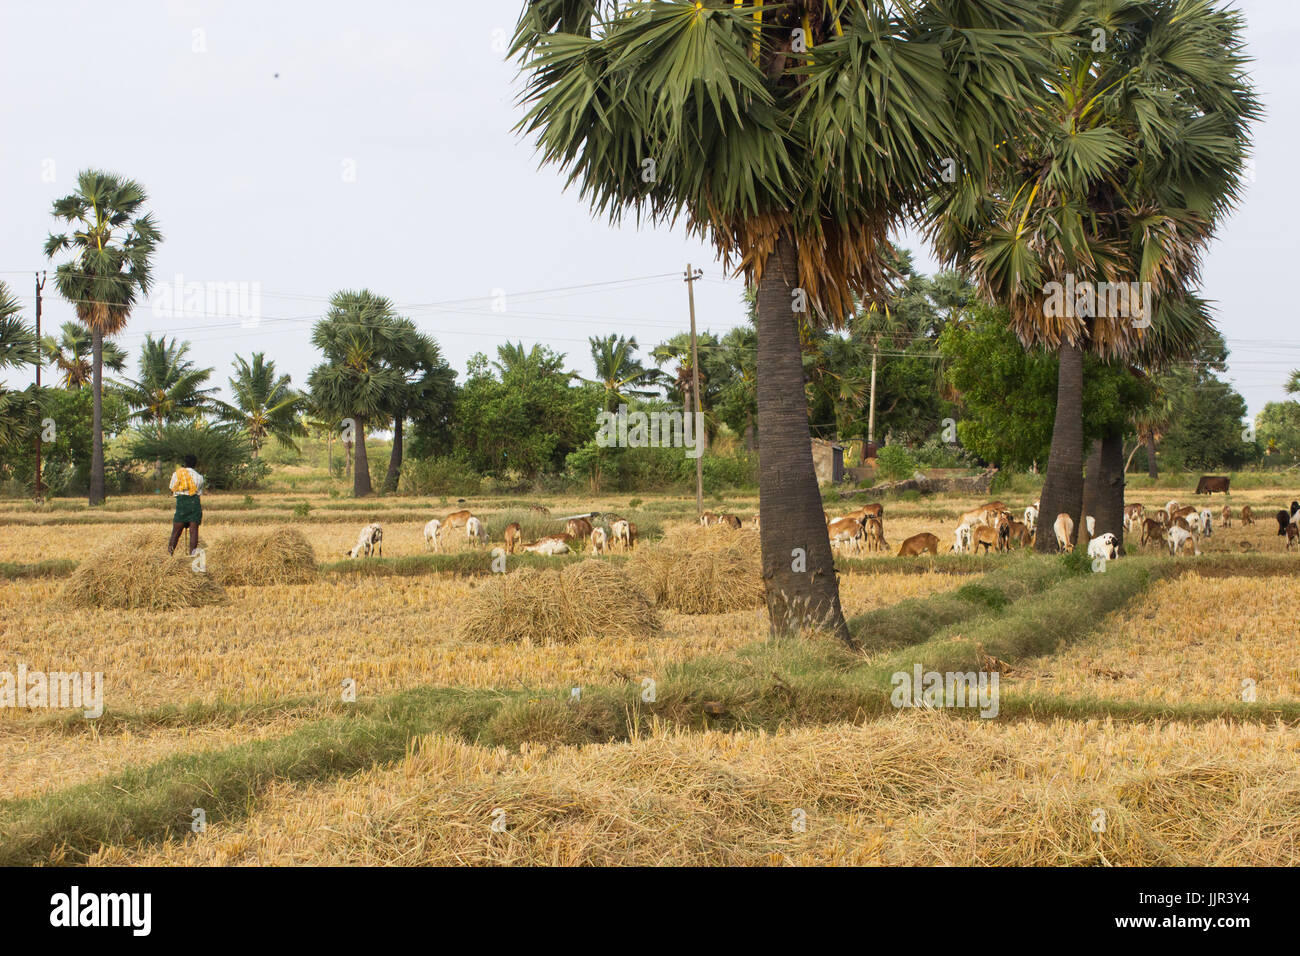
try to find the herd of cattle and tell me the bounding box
[342,495,1300,562]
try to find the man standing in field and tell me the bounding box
[167,453,205,556]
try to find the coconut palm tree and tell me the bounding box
[44,169,161,505]
[307,290,413,498]
[118,335,218,482]
[218,352,307,458]
[513,0,1050,642]
[579,334,665,413]
[0,282,41,454]
[42,321,128,390]
[928,0,1257,550]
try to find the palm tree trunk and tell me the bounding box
[89,329,106,506]
[755,233,852,646]
[1096,432,1126,548]
[1144,434,1159,479]
[384,415,404,494]
[353,417,372,497]
[1034,340,1085,553]
[1080,439,1102,550]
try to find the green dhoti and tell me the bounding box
[173,494,202,524]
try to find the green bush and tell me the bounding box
[874,444,917,482]
[400,456,483,497]
[125,423,269,490]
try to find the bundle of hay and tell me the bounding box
[62,531,227,610]
[208,527,318,586]
[626,524,763,614]
[456,559,660,645]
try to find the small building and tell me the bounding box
[811,438,844,485]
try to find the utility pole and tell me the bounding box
[867,340,878,446]
[685,264,704,519]
[34,271,46,502]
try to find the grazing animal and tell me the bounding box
[897,532,940,557]
[627,521,638,550]
[1241,505,1254,526]
[864,516,888,554]
[503,522,522,554]
[566,517,594,540]
[1276,510,1291,537]
[749,513,760,530]
[465,516,488,545]
[522,533,572,555]
[700,512,718,527]
[1172,516,1192,533]
[1221,505,1232,528]
[1289,523,1300,551]
[972,524,999,554]
[1195,475,1230,495]
[442,509,472,534]
[951,524,972,554]
[1166,526,1200,557]
[957,505,999,529]
[422,518,442,551]
[847,503,884,522]
[996,511,1013,552]
[827,516,865,555]
[1053,513,1075,553]
[1007,519,1032,548]
[1197,509,1213,537]
[1292,501,1300,523]
[590,527,608,555]
[718,513,743,530]
[348,523,383,559]
[610,519,631,551]
[1083,515,1096,538]
[1087,533,1119,561]
[1023,504,1039,534]
[529,504,551,515]
[1140,518,1163,546]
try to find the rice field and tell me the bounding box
[3,483,1299,866]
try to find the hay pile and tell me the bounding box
[627,524,763,614]
[207,527,318,586]
[456,560,661,645]
[62,531,227,610]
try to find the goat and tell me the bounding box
[1241,505,1254,526]
[465,516,488,546]
[503,522,522,555]
[1166,525,1200,557]
[1053,513,1075,553]
[1087,533,1119,562]
[897,532,940,557]
[422,519,442,552]
[347,523,383,559]
[590,527,608,555]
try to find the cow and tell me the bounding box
[1053,513,1075,553]
[897,532,940,557]
[422,518,442,551]
[1195,475,1230,495]
[566,517,594,540]
[864,516,888,554]
[1241,505,1254,526]
[827,516,865,555]
[1088,533,1119,562]
[466,516,488,545]
[503,522,522,555]
[1166,525,1200,557]
[590,527,609,555]
[347,523,383,559]
[522,534,572,556]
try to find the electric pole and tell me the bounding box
[34,271,46,502]
[867,340,878,446]
[685,264,704,518]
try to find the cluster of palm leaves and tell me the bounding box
[0,282,41,452]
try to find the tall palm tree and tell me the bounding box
[0,282,41,454]
[119,335,218,481]
[514,0,1048,643]
[44,169,161,505]
[928,0,1257,550]
[380,331,455,492]
[218,352,307,458]
[307,290,411,497]
[42,321,128,390]
[579,334,664,413]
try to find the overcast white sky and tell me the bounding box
[2,0,1295,418]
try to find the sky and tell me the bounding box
[1,0,1296,419]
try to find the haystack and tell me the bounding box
[456,559,660,645]
[626,524,763,614]
[208,527,318,586]
[62,531,228,610]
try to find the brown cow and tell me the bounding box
[503,522,522,555]
[1195,475,1230,495]
[897,532,940,557]
[1241,505,1254,526]
[566,517,594,540]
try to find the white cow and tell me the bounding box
[423,519,442,552]
[348,523,383,559]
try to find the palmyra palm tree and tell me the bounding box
[0,281,41,454]
[513,0,1050,642]
[928,0,1257,550]
[42,321,128,390]
[44,170,161,505]
[217,352,307,458]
